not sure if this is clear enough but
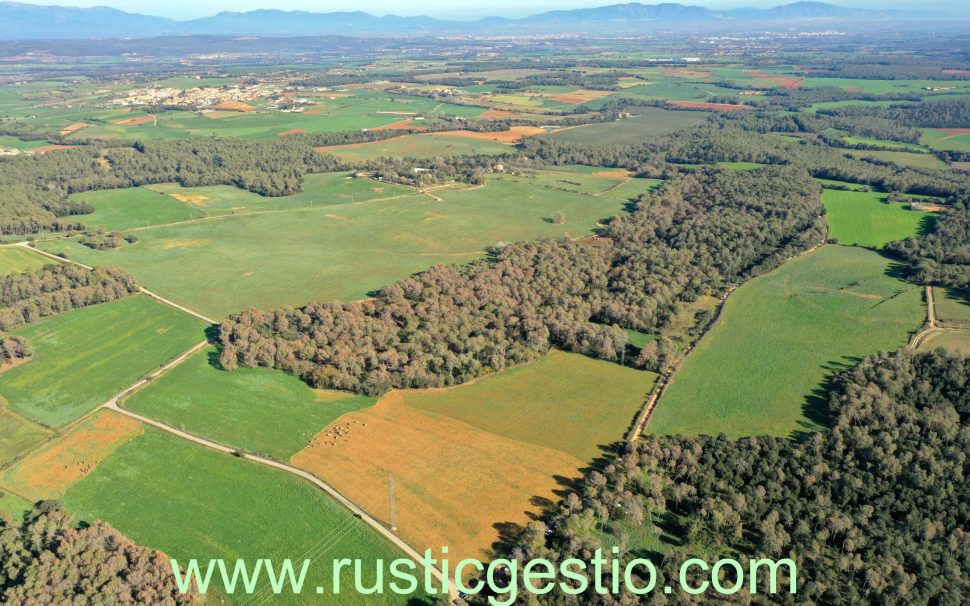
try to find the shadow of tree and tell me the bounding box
[792,355,863,441]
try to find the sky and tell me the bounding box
[21,0,964,20]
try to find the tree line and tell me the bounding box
[0,137,343,235]
[0,264,136,331]
[218,166,825,393]
[506,349,969,605]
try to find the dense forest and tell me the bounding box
[886,199,970,289]
[0,501,196,605]
[0,264,136,331]
[219,166,825,393]
[507,349,969,605]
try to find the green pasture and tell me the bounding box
[840,136,928,152]
[0,296,206,426]
[0,408,50,467]
[849,149,948,170]
[920,128,970,152]
[602,177,663,201]
[62,427,421,605]
[936,287,970,329]
[717,161,767,170]
[650,245,924,438]
[544,108,707,145]
[919,330,970,354]
[38,175,629,318]
[0,247,51,275]
[127,347,375,461]
[503,169,627,196]
[823,189,935,248]
[324,134,511,161]
[403,350,657,461]
[72,187,204,231]
[72,172,413,231]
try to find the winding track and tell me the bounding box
[11,242,459,599]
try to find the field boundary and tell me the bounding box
[14,242,218,324]
[106,399,459,599]
[630,236,828,440]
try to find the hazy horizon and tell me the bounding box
[10,0,964,21]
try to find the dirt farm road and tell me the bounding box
[103,399,459,598]
[11,241,458,599]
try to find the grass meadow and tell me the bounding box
[848,149,949,170]
[126,346,376,460]
[935,287,970,329]
[61,427,420,606]
[72,172,413,232]
[0,408,50,467]
[919,330,970,354]
[650,246,924,438]
[71,187,205,231]
[543,108,707,145]
[0,247,51,275]
[0,296,206,426]
[39,176,629,317]
[920,129,970,152]
[823,189,935,248]
[321,133,511,161]
[401,350,657,461]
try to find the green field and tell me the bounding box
[0,490,30,520]
[815,178,869,191]
[66,93,485,140]
[849,149,949,170]
[802,78,970,95]
[602,177,663,200]
[841,136,928,152]
[127,347,375,460]
[920,128,970,152]
[0,408,50,466]
[73,172,414,232]
[501,169,627,196]
[804,99,906,113]
[0,296,205,426]
[936,287,970,329]
[39,176,629,318]
[0,246,50,275]
[324,134,511,161]
[544,108,707,145]
[72,187,204,231]
[717,161,768,170]
[403,350,657,461]
[61,427,421,605]
[650,246,924,438]
[823,189,935,248]
[919,330,970,354]
[0,137,49,150]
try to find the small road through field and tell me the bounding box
[909,285,970,349]
[11,238,458,599]
[103,400,458,598]
[629,234,828,441]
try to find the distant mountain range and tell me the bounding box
[0,1,953,40]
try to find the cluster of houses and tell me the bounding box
[110,83,282,108]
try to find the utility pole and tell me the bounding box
[389,475,398,532]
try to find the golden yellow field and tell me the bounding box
[292,392,584,562]
[292,351,657,561]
